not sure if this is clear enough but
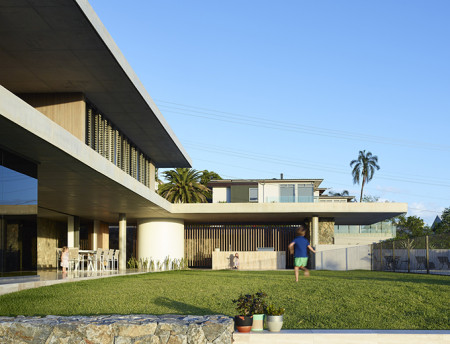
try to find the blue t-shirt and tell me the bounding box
[292,236,310,258]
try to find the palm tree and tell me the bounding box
[350,150,380,202]
[158,168,210,203]
[327,190,350,196]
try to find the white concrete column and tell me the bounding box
[312,216,319,248]
[93,220,100,250]
[67,216,75,247]
[119,213,127,270]
[137,218,184,269]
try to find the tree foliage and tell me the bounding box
[158,168,222,203]
[361,195,380,203]
[350,150,380,202]
[199,170,222,186]
[392,214,432,239]
[327,190,350,196]
[433,207,450,234]
[158,168,210,203]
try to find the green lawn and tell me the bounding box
[0,270,448,329]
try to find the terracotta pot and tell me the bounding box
[234,315,253,333]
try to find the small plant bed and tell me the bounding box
[0,270,448,330]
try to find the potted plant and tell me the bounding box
[250,291,267,332]
[265,303,285,332]
[232,294,253,333]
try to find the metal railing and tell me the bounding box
[371,233,450,275]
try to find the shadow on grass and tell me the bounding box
[339,272,450,287]
[154,296,217,315]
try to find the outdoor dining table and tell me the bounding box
[79,250,96,271]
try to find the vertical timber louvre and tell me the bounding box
[184,224,298,268]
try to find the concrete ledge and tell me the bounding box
[0,314,234,343]
[234,329,450,344]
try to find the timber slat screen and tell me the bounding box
[185,224,299,268]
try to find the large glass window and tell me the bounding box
[297,185,314,203]
[0,149,37,274]
[280,184,295,203]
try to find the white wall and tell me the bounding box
[137,218,184,265]
[213,187,229,203]
[259,183,279,203]
[315,244,372,270]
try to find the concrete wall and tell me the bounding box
[137,219,184,265]
[212,251,286,270]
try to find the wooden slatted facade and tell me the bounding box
[185,224,306,268]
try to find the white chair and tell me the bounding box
[108,249,114,270]
[68,247,80,272]
[95,248,104,271]
[113,250,120,270]
[101,249,111,270]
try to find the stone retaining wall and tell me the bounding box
[0,314,234,344]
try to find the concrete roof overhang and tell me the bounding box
[0,0,191,168]
[170,202,408,225]
[0,86,173,224]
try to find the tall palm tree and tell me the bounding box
[158,168,210,203]
[350,150,380,202]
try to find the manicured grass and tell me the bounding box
[0,270,448,329]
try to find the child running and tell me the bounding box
[288,225,316,282]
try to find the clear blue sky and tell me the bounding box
[89,0,450,225]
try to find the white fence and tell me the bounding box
[315,245,371,271]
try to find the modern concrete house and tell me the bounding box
[0,0,407,275]
[208,178,400,247]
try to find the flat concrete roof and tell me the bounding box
[0,86,173,223]
[0,0,191,168]
[171,202,408,225]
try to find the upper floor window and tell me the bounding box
[297,184,314,202]
[280,184,295,203]
[249,188,258,202]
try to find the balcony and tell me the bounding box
[264,196,318,203]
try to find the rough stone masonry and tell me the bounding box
[0,314,234,344]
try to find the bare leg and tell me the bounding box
[294,266,299,282]
[300,266,310,277]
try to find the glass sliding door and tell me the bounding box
[0,149,37,274]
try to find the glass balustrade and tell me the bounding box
[265,196,318,203]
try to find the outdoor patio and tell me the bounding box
[0,269,146,296]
